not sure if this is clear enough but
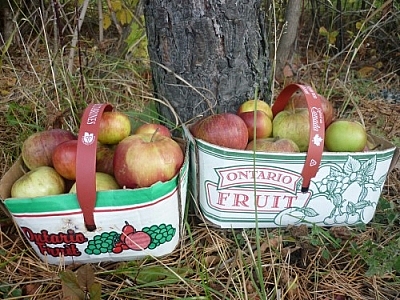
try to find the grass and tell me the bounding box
[1,1,400,299]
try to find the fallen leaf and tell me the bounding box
[60,270,85,300]
[76,264,95,291]
[357,66,376,78]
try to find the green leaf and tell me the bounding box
[327,179,338,192]
[357,186,368,203]
[346,202,356,214]
[361,156,377,177]
[376,174,387,187]
[89,283,102,300]
[329,168,343,178]
[116,9,133,25]
[331,193,343,207]
[354,200,370,210]
[319,26,328,36]
[136,266,176,284]
[301,207,318,217]
[110,0,122,11]
[343,156,361,174]
[103,14,112,30]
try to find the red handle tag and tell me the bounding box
[76,103,113,231]
[272,84,325,192]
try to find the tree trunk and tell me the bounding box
[275,0,302,82]
[0,1,14,44]
[143,0,271,124]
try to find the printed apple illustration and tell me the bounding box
[273,108,310,151]
[134,123,171,138]
[284,90,334,127]
[21,129,76,170]
[98,111,131,144]
[238,110,273,141]
[124,231,151,251]
[324,120,367,152]
[113,133,184,188]
[237,99,273,120]
[11,166,65,198]
[114,222,151,252]
[96,143,115,175]
[52,140,78,180]
[69,172,120,193]
[190,113,249,150]
[246,137,300,153]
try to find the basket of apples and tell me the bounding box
[187,83,399,228]
[0,103,188,265]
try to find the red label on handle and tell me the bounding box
[76,103,113,231]
[272,84,325,192]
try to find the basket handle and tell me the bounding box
[76,103,113,231]
[271,84,325,192]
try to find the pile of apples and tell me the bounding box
[190,90,368,153]
[11,111,184,199]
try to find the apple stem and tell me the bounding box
[150,127,160,142]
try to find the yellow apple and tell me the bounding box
[237,99,273,120]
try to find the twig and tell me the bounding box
[67,0,90,73]
[98,0,104,43]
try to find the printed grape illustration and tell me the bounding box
[142,223,176,250]
[85,231,120,255]
[84,221,176,255]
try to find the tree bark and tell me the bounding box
[143,0,271,124]
[275,0,302,82]
[0,1,14,44]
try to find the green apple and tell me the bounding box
[69,172,120,193]
[325,120,367,152]
[98,111,131,144]
[11,166,65,198]
[272,108,310,151]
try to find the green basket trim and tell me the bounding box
[5,173,180,215]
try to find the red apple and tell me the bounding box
[69,172,120,193]
[11,166,65,198]
[284,90,334,127]
[113,134,184,188]
[238,110,272,141]
[96,143,115,175]
[190,113,249,150]
[237,99,273,120]
[325,120,367,152]
[98,111,131,144]
[246,137,300,153]
[52,140,78,180]
[21,129,76,170]
[134,123,171,138]
[272,108,310,152]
